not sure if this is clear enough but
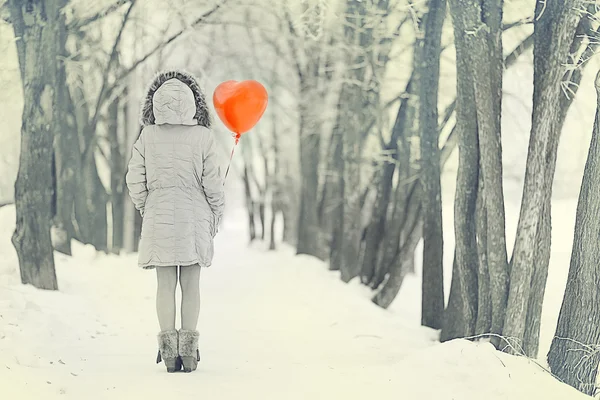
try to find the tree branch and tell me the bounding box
[68,0,130,31]
[283,5,305,82]
[103,0,227,111]
[504,33,534,67]
[502,19,533,31]
[82,0,137,164]
[0,200,14,208]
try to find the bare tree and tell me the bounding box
[547,71,600,397]
[504,0,584,356]
[8,0,67,290]
[520,4,597,358]
[329,0,392,282]
[107,96,124,252]
[358,13,413,286]
[242,158,259,242]
[329,0,368,281]
[52,7,80,256]
[418,0,446,329]
[370,48,421,307]
[447,0,509,345]
[269,107,280,251]
[361,78,414,286]
[283,5,328,260]
[440,3,479,340]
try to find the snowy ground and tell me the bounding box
[0,201,591,400]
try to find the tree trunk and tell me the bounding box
[361,77,414,285]
[243,165,257,242]
[474,175,491,335]
[122,95,138,253]
[262,154,270,242]
[108,98,124,253]
[328,130,344,271]
[360,155,394,283]
[51,14,80,256]
[521,5,593,358]
[79,136,108,252]
[336,80,363,283]
[504,0,583,356]
[269,120,279,251]
[418,0,446,329]
[327,61,370,280]
[258,201,266,240]
[281,165,298,246]
[371,179,413,289]
[70,82,108,252]
[296,80,323,258]
[269,205,277,250]
[440,8,479,341]
[450,0,509,345]
[372,199,422,308]
[317,131,335,227]
[9,0,65,290]
[330,0,390,282]
[320,119,343,254]
[547,71,600,396]
[372,83,418,291]
[371,133,422,307]
[522,194,550,356]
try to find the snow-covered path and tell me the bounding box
[0,206,590,400]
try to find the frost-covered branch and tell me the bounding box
[68,0,131,31]
[104,0,227,107]
[83,0,137,164]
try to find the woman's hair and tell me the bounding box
[139,69,211,128]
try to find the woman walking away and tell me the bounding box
[126,70,225,373]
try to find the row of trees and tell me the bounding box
[239,0,600,395]
[4,0,600,395]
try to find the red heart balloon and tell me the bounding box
[213,80,268,136]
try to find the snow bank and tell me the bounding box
[393,339,586,400]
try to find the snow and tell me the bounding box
[0,201,590,400]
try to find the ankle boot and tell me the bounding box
[178,329,200,372]
[156,330,181,372]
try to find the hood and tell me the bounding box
[152,79,197,125]
[140,70,211,128]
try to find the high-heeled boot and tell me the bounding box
[178,329,200,372]
[156,330,182,372]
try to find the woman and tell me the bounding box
[126,70,225,373]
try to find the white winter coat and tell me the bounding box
[126,72,225,269]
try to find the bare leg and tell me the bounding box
[156,266,178,331]
[179,264,201,331]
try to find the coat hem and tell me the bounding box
[140,260,211,270]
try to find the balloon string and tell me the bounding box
[223,133,240,184]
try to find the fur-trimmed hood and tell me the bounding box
[140,70,211,128]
